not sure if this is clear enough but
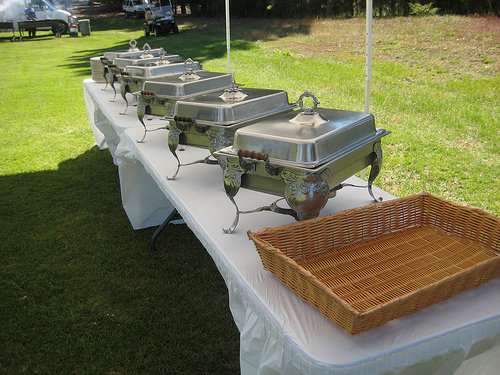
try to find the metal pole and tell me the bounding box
[365,0,373,113]
[225,0,231,73]
[362,0,373,180]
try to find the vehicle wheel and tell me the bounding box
[144,27,150,36]
[52,22,67,35]
[172,24,179,34]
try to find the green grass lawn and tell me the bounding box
[0,14,498,374]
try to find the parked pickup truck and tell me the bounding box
[0,0,76,34]
[123,0,145,19]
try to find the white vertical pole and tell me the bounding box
[365,0,373,113]
[362,0,373,180]
[225,0,231,73]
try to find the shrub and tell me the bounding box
[409,2,439,16]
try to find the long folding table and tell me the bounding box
[84,78,500,374]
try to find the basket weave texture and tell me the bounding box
[248,193,500,334]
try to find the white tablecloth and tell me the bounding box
[84,78,500,375]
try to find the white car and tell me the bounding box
[123,0,145,18]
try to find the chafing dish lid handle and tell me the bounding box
[129,39,139,52]
[237,149,266,161]
[291,90,328,126]
[141,43,154,59]
[296,90,320,115]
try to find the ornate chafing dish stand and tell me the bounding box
[214,91,390,233]
[98,40,164,89]
[165,86,297,179]
[119,57,203,115]
[135,69,236,142]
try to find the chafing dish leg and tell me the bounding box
[221,156,251,233]
[167,126,183,180]
[119,85,129,115]
[136,91,157,143]
[107,65,120,102]
[180,156,219,167]
[239,199,298,219]
[166,151,218,180]
[101,69,109,90]
[136,102,148,143]
[110,79,117,102]
[166,152,181,180]
[120,73,133,114]
[367,141,383,202]
[224,198,299,234]
[223,196,241,234]
[100,58,110,90]
[137,130,148,144]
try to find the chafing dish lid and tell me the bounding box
[142,71,234,98]
[103,47,165,59]
[114,54,181,68]
[104,49,161,59]
[104,40,164,60]
[173,88,293,126]
[232,92,388,168]
[124,61,203,78]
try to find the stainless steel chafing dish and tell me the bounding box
[113,53,181,69]
[214,90,391,233]
[165,85,296,179]
[135,70,236,141]
[102,40,164,60]
[118,58,204,114]
[124,58,203,79]
[98,40,164,89]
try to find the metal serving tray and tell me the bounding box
[144,71,235,99]
[134,71,236,139]
[233,103,378,169]
[124,60,203,78]
[99,41,166,92]
[165,86,295,179]
[119,59,204,113]
[214,90,390,233]
[103,39,165,60]
[114,54,181,69]
[103,48,165,60]
[174,87,292,126]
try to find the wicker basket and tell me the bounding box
[248,193,500,334]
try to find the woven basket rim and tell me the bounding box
[248,230,500,316]
[248,192,500,333]
[250,192,500,238]
[248,232,362,315]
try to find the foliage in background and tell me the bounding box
[409,2,439,16]
[92,0,500,18]
[174,0,499,18]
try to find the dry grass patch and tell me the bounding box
[254,16,499,80]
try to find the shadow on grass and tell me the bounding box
[61,37,255,77]
[0,146,240,374]
[57,15,313,77]
[0,32,61,42]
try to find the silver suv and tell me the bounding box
[123,0,145,18]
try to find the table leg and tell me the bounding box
[150,208,181,251]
